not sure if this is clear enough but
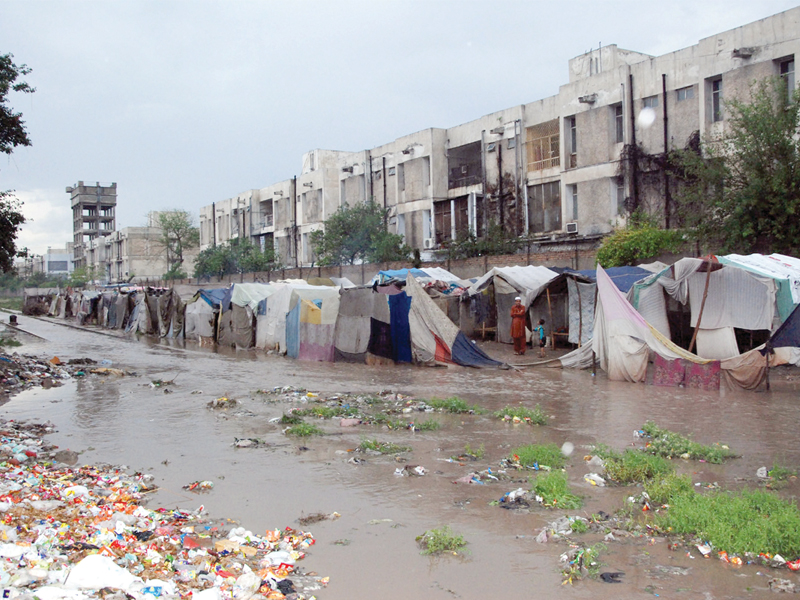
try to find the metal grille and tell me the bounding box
[526,120,560,171]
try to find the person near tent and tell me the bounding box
[510,296,527,355]
[533,318,546,358]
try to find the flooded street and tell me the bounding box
[4,314,800,600]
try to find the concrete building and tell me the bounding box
[67,181,117,270]
[199,7,800,266]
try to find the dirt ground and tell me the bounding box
[3,313,800,600]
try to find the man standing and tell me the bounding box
[510,296,527,355]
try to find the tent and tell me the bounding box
[333,287,392,363]
[215,283,278,349]
[370,267,462,286]
[718,254,800,322]
[591,264,795,390]
[466,266,560,344]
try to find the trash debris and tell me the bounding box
[599,571,624,583]
[208,397,238,409]
[395,465,427,476]
[232,437,267,448]
[297,512,341,526]
[769,578,797,593]
[757,466,769,479]
[90,367,126,376]
[182,480,214,492]
[584,473,606,486]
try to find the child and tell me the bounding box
[533,319,546,358]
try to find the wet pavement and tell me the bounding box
[3,314,800,599]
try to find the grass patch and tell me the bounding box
[358,438,411,454]
[531,470,582,509]
[426,396,483,414]
[509,443,566,469]
[641,421,735,464]
[464,443,485,460]
[0,337,21,347]
[644,473,694,506]
[411,419,441,431]
[768,462,796,481]
[0,298,23,312]
[595,446,674,484]
[657,488,800,557]
[570,519,589,534]
[416,525,468,555]
[285,423,324,437]
[295,405,358,419]
[494,404,548,425]
[280,413,304,424]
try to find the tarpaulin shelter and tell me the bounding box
[591,264,795,390]
[718,254,800,322]
[370,267,462,287]
[184,287,228,343]
[259,284,340,357]
[333,287,392,363]
[466,266,559,344]
[405,275,501,367]
[630,258,778,360]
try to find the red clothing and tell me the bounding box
[510,303,527,354]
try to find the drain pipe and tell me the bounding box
[629,73,639,212]
[662,73,671,229]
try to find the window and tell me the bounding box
[676,86,694,101]
[781,58,795,100]
[507,138,516,149]
[567,116,577,168]
[643,95,659,109]
[711,78,723,122]
[528,181,562,233]
[398,164,405,191]
[569,185,578,221]
[613,104,623,144]
[526,120,560,171]
[397,213,406,239]
[615,179,626,215]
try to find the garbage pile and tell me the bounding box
[0,352,125,397]
[0,418,328,600]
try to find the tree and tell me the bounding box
[310,201,410,265]
[155,209,200,279]
[0,53,34,273]
[193,238,278,279]
[671,77,800,254]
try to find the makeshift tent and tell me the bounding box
[762,303,800,356]
[466,266,559,344]
[184,295,217,343]
[630,258,778,359]
[370,267,462,286]
[592,264,794,390]
[333,287,392,363]
[216,283,278,349]
[718,254,800,322]
[259,284,340,355]
[282,286,341,360]
[405,275,501,367]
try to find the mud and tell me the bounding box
[3,314,800,599]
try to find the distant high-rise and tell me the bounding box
[67,181,117,269]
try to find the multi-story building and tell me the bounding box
[67,181,117,270]
[199,7,800,266]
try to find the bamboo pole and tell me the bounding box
[688,261,713,354]
[546,287,555,350]
[574,276,583,348]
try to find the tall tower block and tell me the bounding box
[67,181,117,269]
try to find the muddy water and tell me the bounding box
[5,315,800,599]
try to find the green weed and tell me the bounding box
[426,396,483,414]
[285,423,324,437]
[509,443,566,469]
[280,413,304,424]
[562,542,607,584]
[570,518,589,534]
[464,443,485,459]
[411,419,441,431]
[494,404,548,425]
[644,473,694,506]
[0,298,23,312]
[531,470,582,509]
[358,438,411,454]
[657,488,800,557]
[0,337,21,347]
[416,525,468,555]
[641,421,735,464]
[596,446,674,484]
[768,462,796,481]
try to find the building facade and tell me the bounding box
[68,181,117,270]
[198,8,800,266]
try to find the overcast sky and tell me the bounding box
[3,0,799,255]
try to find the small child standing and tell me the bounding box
[533,319,546,358]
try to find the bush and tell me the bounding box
[416,525,468,555]
[510,443,566,469]
[531,470,582,509]
[596,224,685,267]
[596,447,674,484]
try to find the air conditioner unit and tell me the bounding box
[423,238,434,249]
[566,222,579,234]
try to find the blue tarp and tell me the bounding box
[374,268,431,285]
[389,292,412,363]
[763,303,800,354]
[199,288,231,310]
[573,266,651,293]
[286,303,300,359]
[451,332,502,367]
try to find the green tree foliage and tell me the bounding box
[443,220,524,260]
[0,53,34,274]
[596,213,686,267]
[671,77,800,254]
[310,201,410,265]
[155,209,199,279]
[68,266,97,288]
[193,238,278,279]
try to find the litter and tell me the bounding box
[182,480,214,492]
[584,473,606,486]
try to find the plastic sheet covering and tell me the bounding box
[389,292,412,363]
[298,300,335,361]
[231,304,255,349]
[695,327,740,360]
[547,342,594,369]
[334,288,389,360]
[720,253,800,321]
[763,303,800,354]
[468,266,559,307]
[184,297,215,340]
[686,267,775,330]
[567,278,595,345]
[286,303,300,359]
[230,283,277,313]
[216,310,235,347]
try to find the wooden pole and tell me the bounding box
[766,350,771,391]
[688,261,713,354]
[574,276,583,348]
[546,287,555,350]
